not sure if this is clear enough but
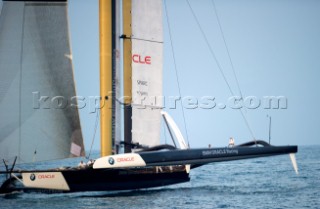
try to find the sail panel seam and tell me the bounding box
[120,35,163,44]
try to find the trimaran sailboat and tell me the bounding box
[0,0,297,193]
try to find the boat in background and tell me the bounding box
[0,0,297,194]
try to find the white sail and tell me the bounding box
[0,0,85,164]
[131,0,163,147]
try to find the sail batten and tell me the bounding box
[0,1,84,164]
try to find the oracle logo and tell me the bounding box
[38,174,55,179]
[132,54,151,65]
[117,157,134,163]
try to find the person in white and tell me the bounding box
[87,159,95,166]
[78,160,86,168]
[228,137,235,147]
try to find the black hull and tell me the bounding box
[0,167,190,194]
[62,167,190,192]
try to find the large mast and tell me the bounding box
[122,0,133,153]
[99,0,113,156]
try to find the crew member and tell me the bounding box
[87,159,95,166]
[78,160,86,168]
[228,137,235,147]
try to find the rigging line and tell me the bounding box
[211,0,255,139]
[239,108,256,141]
[186,0,235,96]
[164,0,190,147]
[87,109,100,159]
[211,0,244,99]
[186,0,256,140]
[211,0,256,141]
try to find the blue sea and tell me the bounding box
[1,145,319,209]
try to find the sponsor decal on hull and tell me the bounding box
[22,172,70,191]
[94,153,146,169]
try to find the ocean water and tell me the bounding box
[0,145,319,209]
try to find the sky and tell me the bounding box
[68,0,320,151]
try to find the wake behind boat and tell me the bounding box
[0,0,297,194]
